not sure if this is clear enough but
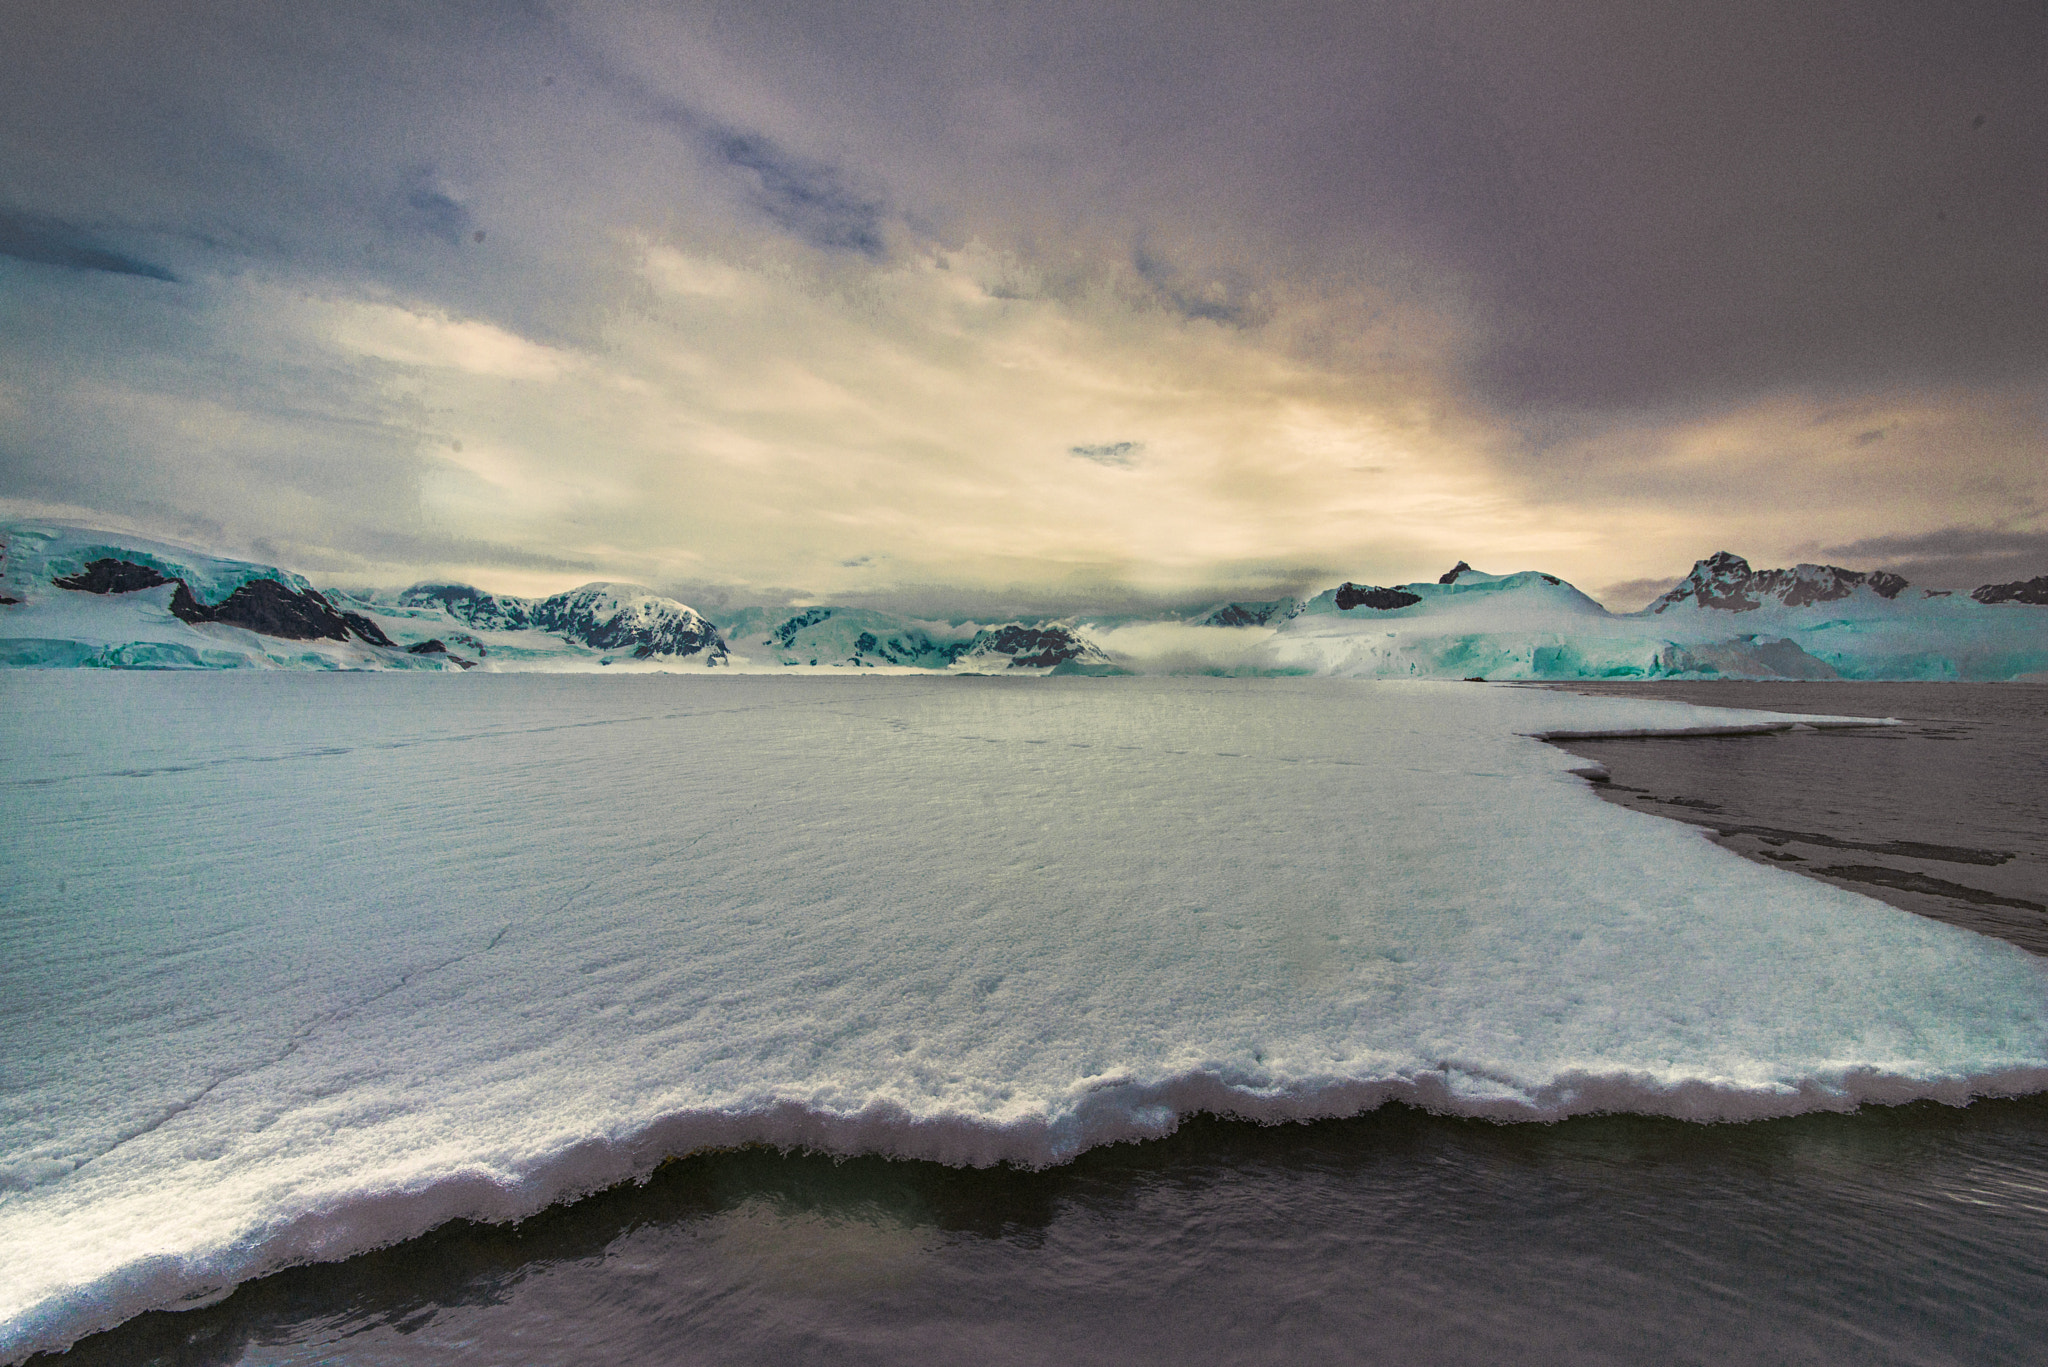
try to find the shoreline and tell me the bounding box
[1530,681,2048,956]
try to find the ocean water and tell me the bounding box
[1541,681,2048,955]
[6,674,2047,1363]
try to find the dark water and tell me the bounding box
[42,1102,2048,1367]
[40,682,2048,1367]
[1540,682,2048,955]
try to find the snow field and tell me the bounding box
[1,674,2045,1360]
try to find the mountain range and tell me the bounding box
[3,520,2044,680]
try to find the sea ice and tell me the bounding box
[1,674,2044,1360]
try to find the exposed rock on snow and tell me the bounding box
[397,583,537,632]
[529,583,727,661]
[959,623,1109,670]
[1,525,447,671]
[717,606,1108,671]
[167,579,369,643]
[1334,583,1423,611]
[52,559,172,594]
[1650,552,1909,613]
[51,554,392,646]
[404,639,477,668]
[1973,576,2048,607]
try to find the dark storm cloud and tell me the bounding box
[574,51,893,258]
[709,131,888,257]
[1386,2,2048,412]
[11,0,2041,418]
[390,170,477,247]
[1130,243,1259,326]
[1825,527,2048,590]
[0,209,178,281]
[653,0,2047,413]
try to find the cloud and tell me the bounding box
[1069,441,1141,467]
[1,0,2043,610]
[0,209,177,281]
[1131,243,1261,326]
[1824,526,2048,589]
[390,169,477,247]
[710,130,889,257]
[325,302,575,380]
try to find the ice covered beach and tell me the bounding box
[5,674,2048,1360]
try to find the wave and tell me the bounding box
[13,1052,2048,1363]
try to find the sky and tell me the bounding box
[2,1,2044,614]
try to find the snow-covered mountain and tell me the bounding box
[1648,551,1910,612]
[5,521,2043,679]
[380,582,727,663]
[1,522,725,671]
[1194,599,1300,627]
[0,522,440,670]
[716,604,1112,672]
[1972,575,2048,607]
[1249,554,2048,681]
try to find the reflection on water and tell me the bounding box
[47,1098,2048,1366]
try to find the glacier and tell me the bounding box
[2,672,2046,1361]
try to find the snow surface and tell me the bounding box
[3,674,2045,1360]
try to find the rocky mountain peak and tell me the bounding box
[1651,553,1909,613]
[1972,575,2048,606]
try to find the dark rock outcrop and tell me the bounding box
[966,623,1102,669]
[1439,561,1473,585]
[1651,553,1911,613]
[397,584,536,631]
[772,607,833,648]
[53,558,172,594]
[1972,575,2048,606]
[169,579,359,642]
[341,612,395,647]
[405,638,476,668]
[1335,583,1422,611]
[54,555,396,647]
